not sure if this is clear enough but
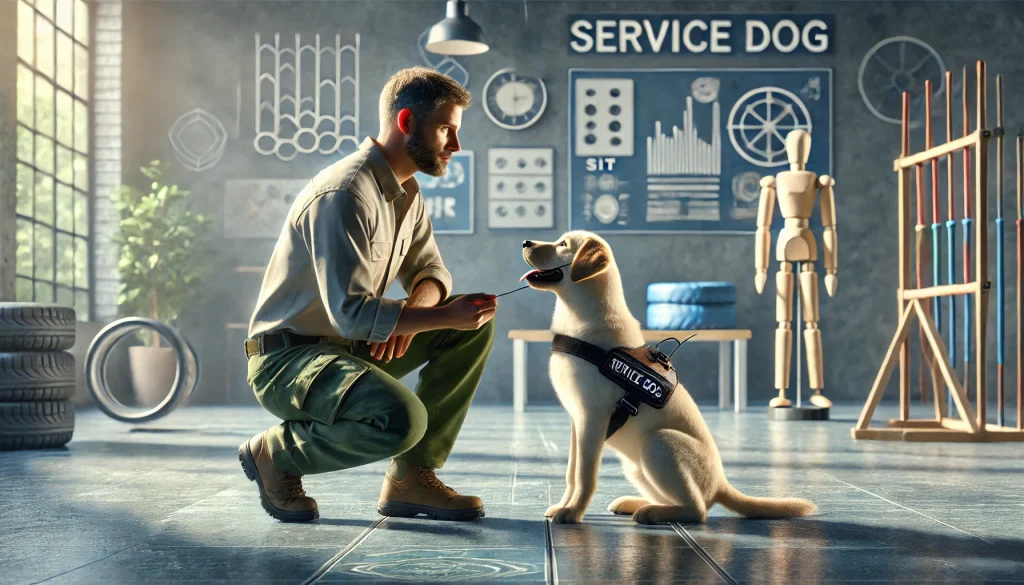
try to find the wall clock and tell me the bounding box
[483,67,547,130]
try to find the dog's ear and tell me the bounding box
[569,237,611,283]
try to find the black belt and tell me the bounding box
[550,334,641,440]
[244,331,325,358]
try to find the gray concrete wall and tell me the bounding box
[114,0,1024,408]
[0,0,17,301]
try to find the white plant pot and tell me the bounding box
[128,346,178,406]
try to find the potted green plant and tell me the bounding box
[111,160,214,406]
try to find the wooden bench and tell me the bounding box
[508,329,752,413]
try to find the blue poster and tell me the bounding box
[416,151,474,234]
[568,68,832,234]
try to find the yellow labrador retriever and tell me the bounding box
[521,231,816,524]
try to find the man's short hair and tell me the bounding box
[379,66,472,130]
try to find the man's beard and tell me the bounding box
[405,128,448,177]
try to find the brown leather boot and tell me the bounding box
[377,460,484,521]
[239,432,318,523]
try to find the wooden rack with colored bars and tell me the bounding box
[853,60,1024,442]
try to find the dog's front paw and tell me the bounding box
[608,496,650,515]
[632,505,664,525]
[549,507,585,524]
[544,503,566,518]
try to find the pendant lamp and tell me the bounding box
[425,0,489,56]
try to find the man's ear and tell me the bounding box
[569,237,611,283]
[397,108,414,135]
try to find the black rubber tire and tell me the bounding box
[0,303,76,351]
[0,351,76,401]
[0,400,75,450]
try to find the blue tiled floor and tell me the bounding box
[2,403,1022,584]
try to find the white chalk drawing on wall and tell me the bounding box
[727,86,812,168]
[168,108,228,172]
[858,36,947,129]
[690,77,720,104]
[488,148,554,229]
[420,158,466,191]
[582,174,630,226]
[417,27,469,87]
[801,76,821,101]
[254,33,360,162]
[731,171,762,220]
[234,82,242,139]
[223,179,309,238]
[574,78,634,157]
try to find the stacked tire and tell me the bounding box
[0,303,77,450]
[646,282,737,330]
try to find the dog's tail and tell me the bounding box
[714,481,816,518]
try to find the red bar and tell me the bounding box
[946,71,955,222]
[964,66,972,219]
[902,92,910,157]
[927,80,939,223]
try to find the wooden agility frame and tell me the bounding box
[853,60,1024,442]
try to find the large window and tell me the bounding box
[16,0,92,320]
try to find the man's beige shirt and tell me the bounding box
[248,137,453,343]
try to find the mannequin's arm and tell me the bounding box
[819,175,838,296]
[754,176,777,294]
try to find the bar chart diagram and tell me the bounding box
[645,96,722,222]
[646,98,721,176]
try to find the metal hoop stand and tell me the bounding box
[85,317,200,423]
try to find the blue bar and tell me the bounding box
[962,218,973,365]
[931,223,942,332]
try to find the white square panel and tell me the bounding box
[574,78,634,157]
[488,148,553,175]
[488,200,553,229]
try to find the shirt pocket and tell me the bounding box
[370,240,392,262]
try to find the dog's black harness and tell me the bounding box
[550,334,691,439]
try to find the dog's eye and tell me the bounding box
[558,240,567,247]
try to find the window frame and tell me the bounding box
[15,0,95,321]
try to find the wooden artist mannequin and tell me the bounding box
[754,129,838,409]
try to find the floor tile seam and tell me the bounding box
[26,542,145,585]
[670,522,738,585]
[544,517,558,585]
[160,487,240,523]
[299,516,387,585]
[819,471,996,545]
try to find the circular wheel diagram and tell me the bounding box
[727,87,812,168]
[858,36,947,129]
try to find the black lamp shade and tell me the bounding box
[425,0,489,55]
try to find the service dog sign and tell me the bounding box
[568,14,834,56]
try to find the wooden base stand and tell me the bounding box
[853,298,1024,442]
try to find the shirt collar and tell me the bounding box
[360,137,420,202]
